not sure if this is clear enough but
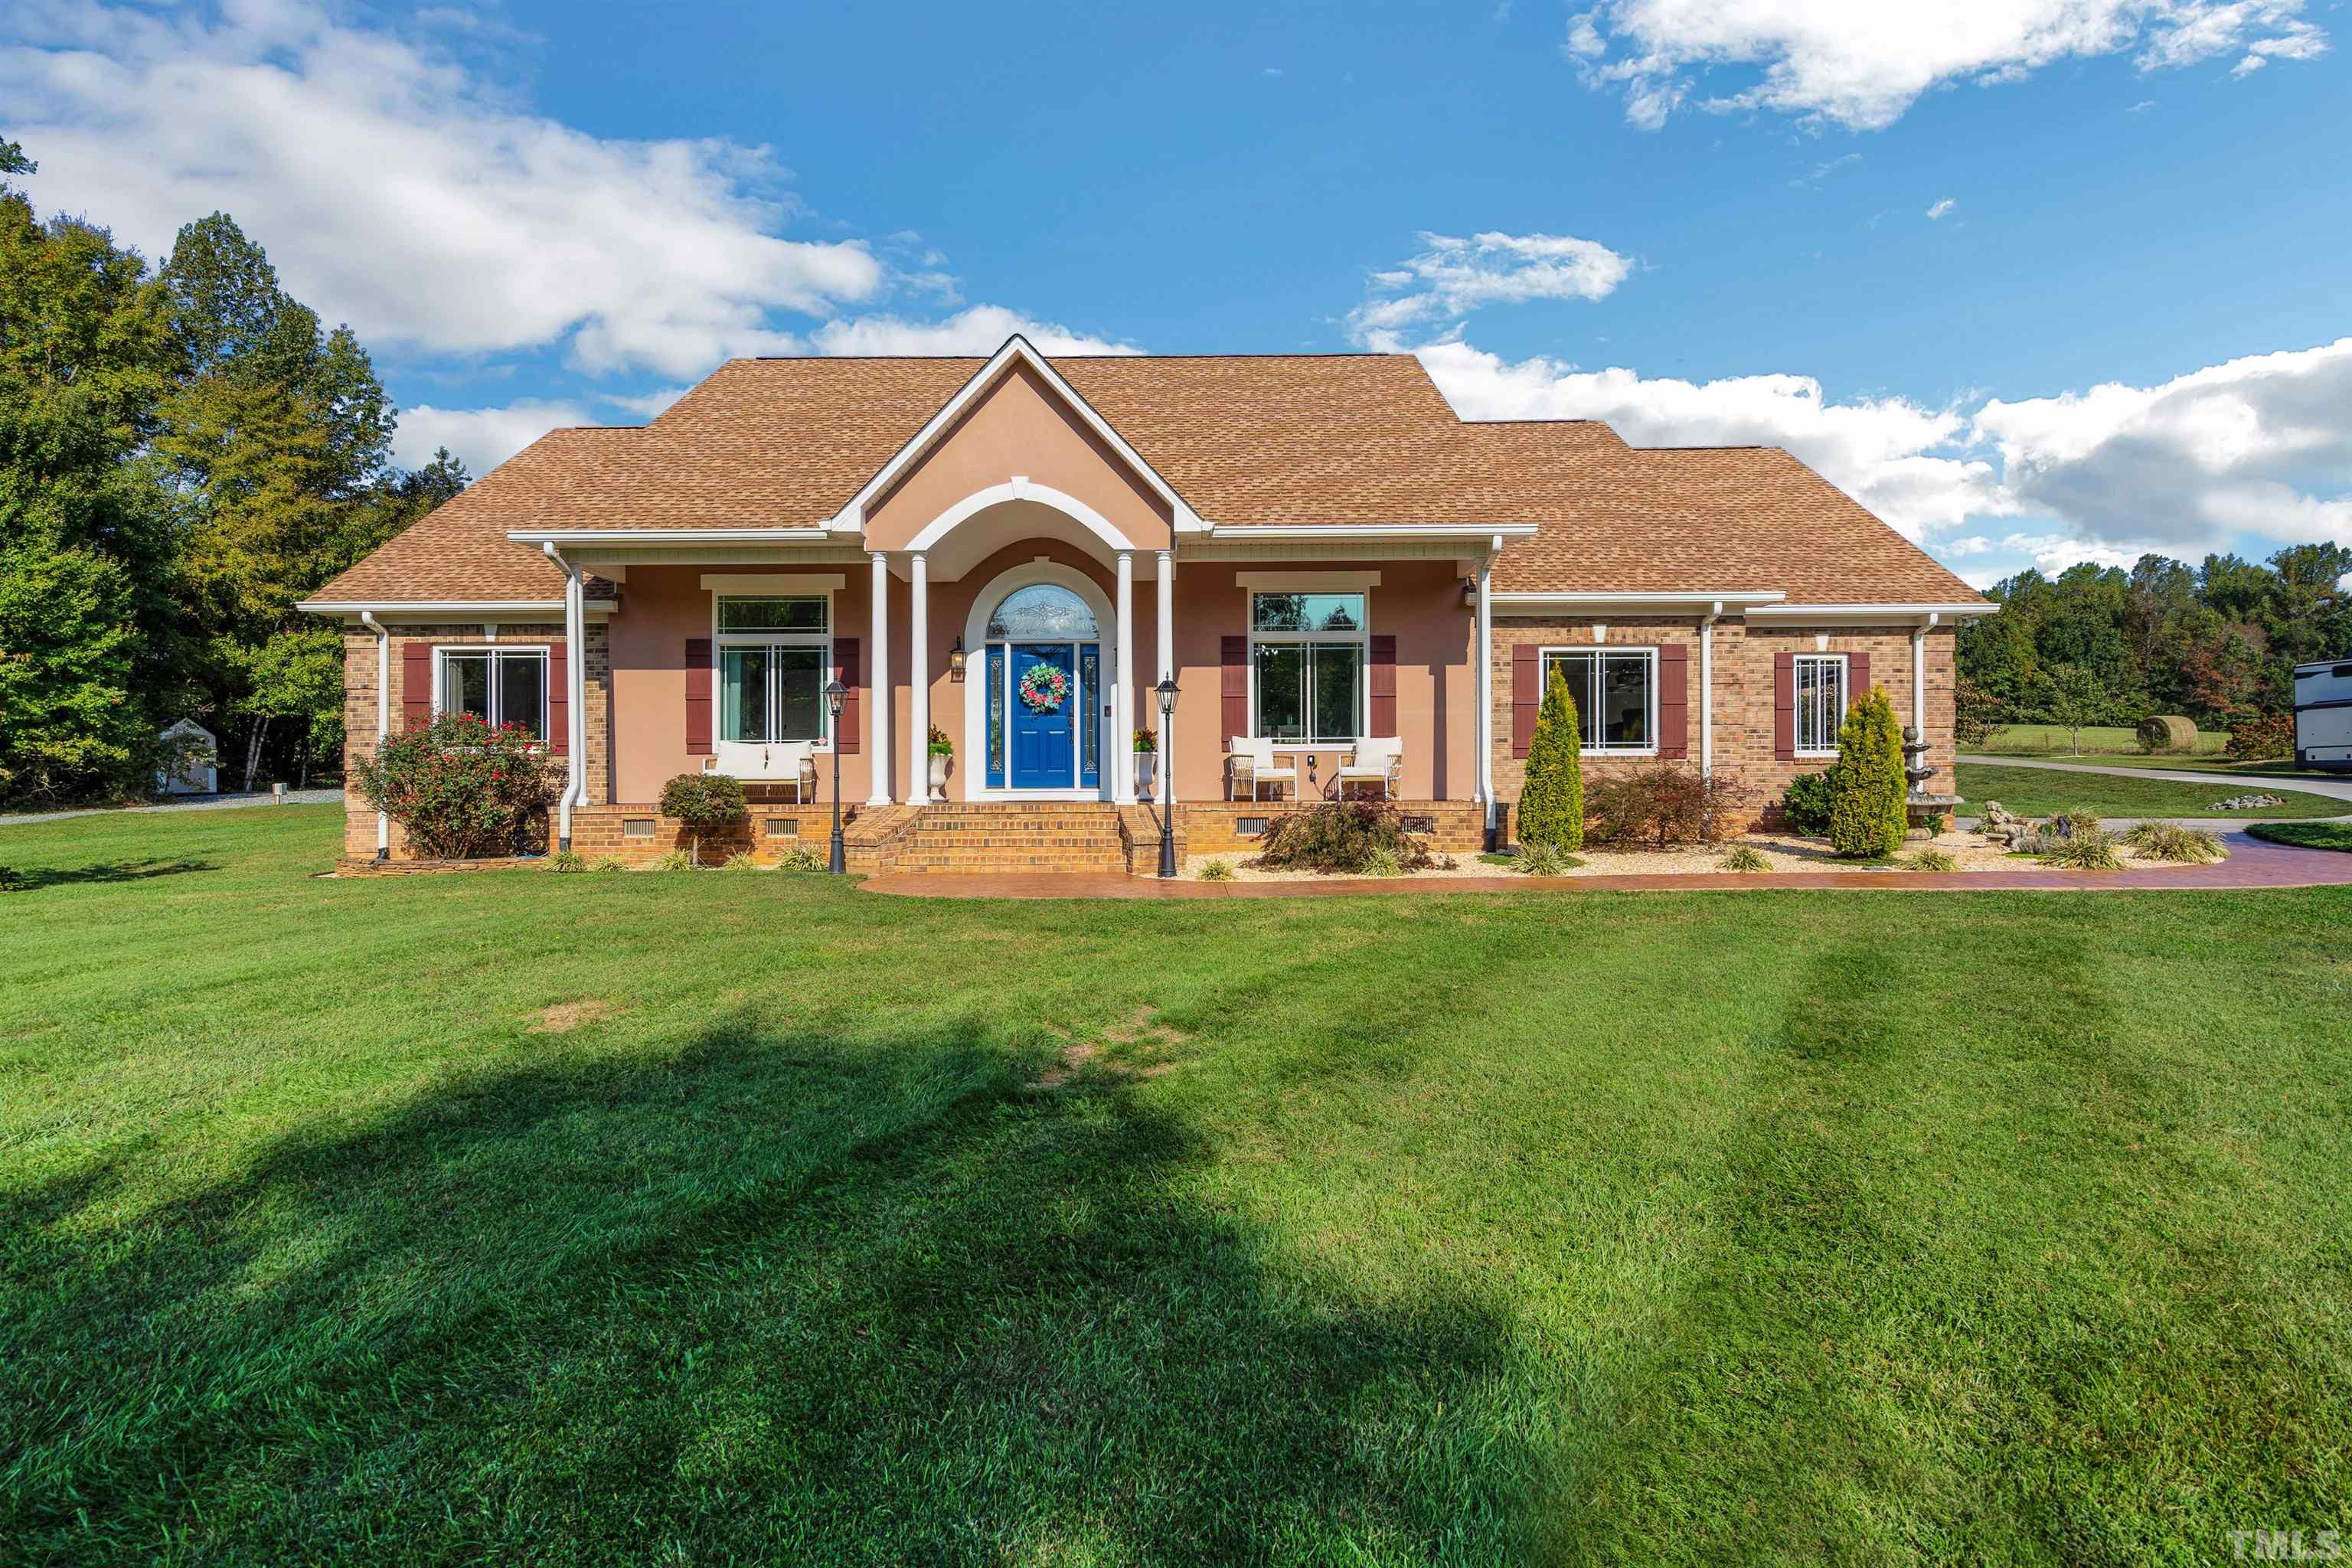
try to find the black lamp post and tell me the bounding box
[1155,675,1181,878]
[824,678,848,874]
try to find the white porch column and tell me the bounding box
[1475,555,1494,831]
[1114,549,1136,803]
[361,610,390,858]
[906,550,930,804]
[1155,549,1174,799]
[866,551,892,805]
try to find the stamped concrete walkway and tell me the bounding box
[863,830,2352,899]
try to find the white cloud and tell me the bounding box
[1345,231,1634,349]
[808,305,1142,357]
[1974,339,2352,549]
[1561,0,2328,131]
[1415,334,2352,576]
[392,397,597,476]
[1926,197,1957,220]
[5,0,893,377]
[1416,340,2007,538]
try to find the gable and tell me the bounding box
[862,360,1174,552]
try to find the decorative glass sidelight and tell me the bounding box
[1079,645,1101,789]
[987,642,1008,789]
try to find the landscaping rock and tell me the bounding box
[2210,794,2287,811]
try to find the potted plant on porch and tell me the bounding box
[1133,727,1157,798]
[927,724,952,802]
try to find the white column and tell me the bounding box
[558,558,583,850]
[1475,557,1494,829]
[866,551,892,805]
[1155,549,1174,802]
[363,611,390,858]
[1114,549,1136,802]
[906,551,929,804]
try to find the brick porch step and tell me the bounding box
[881,801,1131,874]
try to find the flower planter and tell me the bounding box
[1135,752,1158,798]
[928,752,952,802]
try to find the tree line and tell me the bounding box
[0,137,466,805]
[1956,546,2352,740]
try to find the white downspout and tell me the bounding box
[1476,538,1496,836]
[1912,612,1937,735]
[1699,600,1722,779]
[544,542,585,851]
[360,610,390,859]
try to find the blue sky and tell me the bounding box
[8,0,2350,586]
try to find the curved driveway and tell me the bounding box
[1959,754,2352,805]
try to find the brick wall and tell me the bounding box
[1487,616,1956,827]
[338,620,612,858]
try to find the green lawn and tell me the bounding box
[1955,761,2347,819]
[6,806,2352,1562]
[1978,723,2227,757]
[2249,821,2352,853]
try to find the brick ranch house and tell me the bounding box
[302,335,1991,871]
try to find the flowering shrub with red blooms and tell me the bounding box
[351,711,560,859]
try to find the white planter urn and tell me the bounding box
[1135,751,1158,798]
[928,751,951,801]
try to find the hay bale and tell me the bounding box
[2137,714,2197,753]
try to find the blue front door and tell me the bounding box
[1008,643,1079,789]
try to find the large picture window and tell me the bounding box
[1540,647,1657,753]
[438,648,547,738]
[1794,653,1847,756]
[716,596,830,744]
[1250,592,1365,743]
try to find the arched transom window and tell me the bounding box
[986,583,1098,641]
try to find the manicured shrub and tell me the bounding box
[1516,841,1574,876]
[591,857,626,873]
[1517,666,1584,851]
[1250,801,1439,874]
[1827,686,1907,860]
[351,710,560,860]
[1586,764,1744,848]
[1906,848,1960,871]
[1717,844,1769,873]
[1197,858,1236,881]
[1363,844,1404,878]
[658,771,747,866]
[545,850,586,873]
[723,851,761,871]
[2043,829,2123,870]
[1782,770,1834,836]
[776,845,826,872]
[2225,713,2296,761]
[655,850,693,872]
[2050,805,2102,837]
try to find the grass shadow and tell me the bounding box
[3,1006,1538,1563]
[2,857,219,892]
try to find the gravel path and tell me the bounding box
[1,789,343,828]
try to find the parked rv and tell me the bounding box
[2295,660,2352,772]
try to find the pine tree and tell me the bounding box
[1827,685,1907,859]
[1517,665,1585,851]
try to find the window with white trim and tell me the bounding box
[717,596,830,744]
[1794,653,1847,756]
[1539,647,1657,753]
[438,648,547,738]
[1250,592,1366,743]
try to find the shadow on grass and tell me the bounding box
[2,857,219,892]
[2,1009,1535,1563]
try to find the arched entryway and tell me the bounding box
[960,562,1118,799]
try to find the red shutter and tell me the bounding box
[1368,634,1397,735]
[1221,635,1248,744]
[1849,652,1870,715]
[1658,643,1688,760]
[1511,643,1538,759]
[834,637,860,754]
[546,639,569,754]
[402,643,433,731]
[1773,652,1796,762]
[684,638,714,755]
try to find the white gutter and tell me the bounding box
[298,599,614,617]
[1746,601,1993,622]
[359,610,391,859]
[1491,590,1785,609]
[508,528,834,545]
[1698,599,1722,779]
[1206,523,1541,540]
[544,543,586,851]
